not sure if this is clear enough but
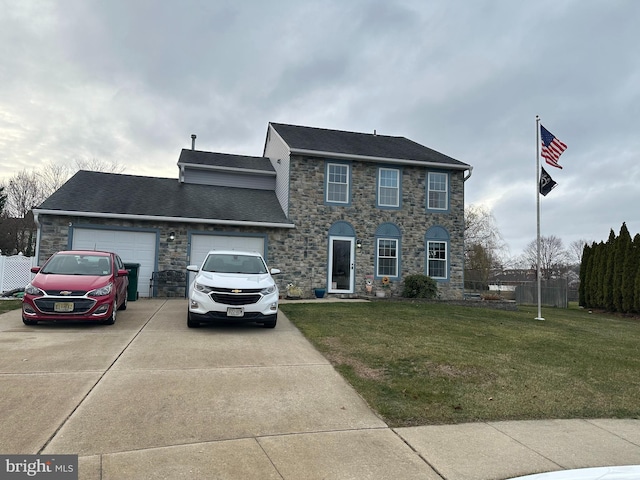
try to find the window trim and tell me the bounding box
[427,171,449,212]
[376,167,401,209]
[426,240,448,280]
[375,237,399,278]
[324,161,351,206]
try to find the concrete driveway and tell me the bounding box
[1,299,639,480]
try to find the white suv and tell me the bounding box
[186,250,280,328]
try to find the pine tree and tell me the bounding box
[579,243,591,306]
[623,233,640,313]
[613,223,631,312]
[602,230,617,311]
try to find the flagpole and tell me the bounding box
[535,115,544,320]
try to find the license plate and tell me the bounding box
[227,307,244,317]
[54,302,74,313]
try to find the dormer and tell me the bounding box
[177,149,277,190]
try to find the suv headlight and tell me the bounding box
[25,283,45,296]
[261,285,276,295]
[195,282,214,294]
[88,283,113,297]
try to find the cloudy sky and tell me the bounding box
[1,0,639,258]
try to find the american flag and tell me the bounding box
[540,124,567,169]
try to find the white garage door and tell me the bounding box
[189,234,265,284]
[72,228,156,298]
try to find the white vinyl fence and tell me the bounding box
[0,255,37,294]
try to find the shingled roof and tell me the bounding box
[269,123,470,169]
[177,149,276,173]
[36,171,293,227]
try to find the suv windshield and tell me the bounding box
[202,254,267,274]
[41,254,112,276]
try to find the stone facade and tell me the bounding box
[266,156,466,300]
[35,157,466,300]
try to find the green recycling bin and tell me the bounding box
[124,263,140,301]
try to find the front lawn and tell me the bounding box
[280,301,640,427]
[0,299,21,315]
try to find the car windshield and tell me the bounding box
[41,254,112,276]
[202,254,267,274]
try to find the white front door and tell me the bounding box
[328,236,355,294]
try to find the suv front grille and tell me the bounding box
[210,293,262,306]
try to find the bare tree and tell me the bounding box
[522,235,570,280]
[568,239,589,266]
[3,170,47,218]
[464,205,507,286]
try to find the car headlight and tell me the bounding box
[261,285,277,295]
[25,283,45,296]
[88,283,113,297]
[195,282,214,294]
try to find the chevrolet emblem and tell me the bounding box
[60,291,73,296]
[231,289,242,293]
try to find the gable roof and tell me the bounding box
[34,171,293,228]
[268,122,470,170]
[178,149,276,174]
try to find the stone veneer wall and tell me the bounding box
[36,156,466,300]
[266,156,466,300]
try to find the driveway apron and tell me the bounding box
[1,300,436,479]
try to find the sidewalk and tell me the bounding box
[1,300,639,479]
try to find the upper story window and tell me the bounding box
[377,167,401,208]
[325,162,350,205]
[427,172,449,211]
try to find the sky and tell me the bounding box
[1,0,639,259]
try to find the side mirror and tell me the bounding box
[118,269,129,277]
[30,266,41,274]
[186,265,199,272]
[270,268,281,275]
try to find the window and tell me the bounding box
[326,163,350,204]
[427,172,448,210]
[377,239,398,277]
[377,168,400,208]
[427,241,447,279]
[375,223,401,279]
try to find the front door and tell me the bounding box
[328,236,355,293]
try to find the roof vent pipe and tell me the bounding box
[191,134,196,150]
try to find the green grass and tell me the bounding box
[280,301,640,427]
[0,299,22,314]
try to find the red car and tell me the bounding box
[22,250,129,326]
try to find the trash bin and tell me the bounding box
[124,263,140,301]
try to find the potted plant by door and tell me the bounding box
[314,288,326,298]
[376,276,391,297]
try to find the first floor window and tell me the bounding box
[377,238,398,277]
[427,241,447,279]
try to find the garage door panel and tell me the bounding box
[72,228,156,298]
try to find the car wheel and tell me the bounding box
[22,317,37,326]
[103,301,117,325]
[119,293,128,311]
[262,316,277,328]
[187,311,200,328]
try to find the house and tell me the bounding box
[33,122,472,299]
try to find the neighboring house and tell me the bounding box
[33,122,472,299]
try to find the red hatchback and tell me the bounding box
[22,250,129,326]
